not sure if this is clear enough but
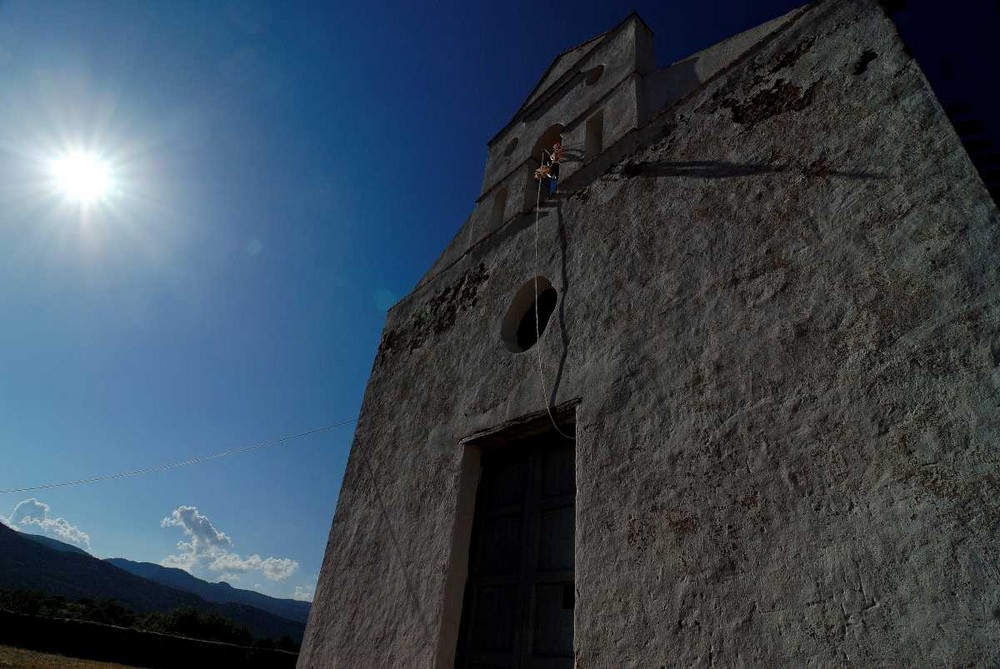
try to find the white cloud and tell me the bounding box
[208,552,262,573]
[292,584,314,602]
[3,498,90,550]
[291,575,317,602]
[161,506,232,556]
[159,505,298,582]
[162,552,197,571]
[260,557,298,581]
[206,552,298,581]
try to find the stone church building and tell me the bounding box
[300,1,1000,666]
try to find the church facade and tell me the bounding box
[300,1,1000,666]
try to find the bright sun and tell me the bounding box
[49,151,116,204]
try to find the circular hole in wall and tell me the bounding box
[501,276,558,353]
[503,137,519,156]
[584,65,605,85]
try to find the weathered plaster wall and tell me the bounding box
[300,0,1000,666]
[641,6,806,125]
[423,20,650,294]
[480,17,653,196]
[556,76,639,184]
[422,19,653,293]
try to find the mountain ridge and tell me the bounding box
[19,532,91,557]
[0,523,305,642]
[105,558,310,624]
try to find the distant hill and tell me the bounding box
[19,532,91,557]
[0,523,305,642]
[0,522,197,613]
[106,558,311,624]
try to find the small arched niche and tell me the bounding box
[585,109,604,160]
[526,124,564,204]
[584,64,605,85]
[490,187,508,228]
[531,124,564,164]
[503,137,519,156]
[501,276,558,353]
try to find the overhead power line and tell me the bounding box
[0,418,356,495]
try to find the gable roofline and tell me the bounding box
[487,12,654,148]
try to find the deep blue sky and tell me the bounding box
[0,0,994,601]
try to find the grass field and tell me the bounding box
[0,645,141,669]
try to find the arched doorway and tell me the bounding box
[524,124,564,208]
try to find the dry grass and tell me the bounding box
[0,645,142,669]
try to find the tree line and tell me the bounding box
[0,588,298,652]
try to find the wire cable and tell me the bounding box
[0,418,356,495]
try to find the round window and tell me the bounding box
[501,276,558,353]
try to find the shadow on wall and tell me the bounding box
[548,200,572,408]
[618,160,888,180]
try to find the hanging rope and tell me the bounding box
[533,143,575,440]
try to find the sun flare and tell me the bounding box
[49,151,116,204]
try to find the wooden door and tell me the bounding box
[456,432,575,669]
